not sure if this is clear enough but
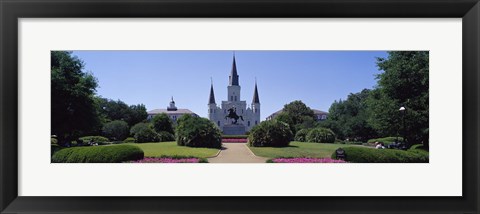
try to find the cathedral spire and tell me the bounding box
[252,80,260,104]
[209,81,216,104]
[229,53,239,86]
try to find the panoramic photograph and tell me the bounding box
[51,50,429,163]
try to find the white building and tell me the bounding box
[208,55,260,134]
[147,97,199,122]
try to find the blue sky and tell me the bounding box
[71,51,388,120]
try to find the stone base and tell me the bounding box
[222,124,246,135]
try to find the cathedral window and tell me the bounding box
[217,121,220,126]
[248,121,250,126]
[231,96,233,101]
[255,121,258,125]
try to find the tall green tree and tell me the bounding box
[320,89,377,141]
[102,120,129,141]
[51,51,100,144]
[275,100,316,135]
[152,113,174,134]
[96,98,147,126]
[367,51,429,147]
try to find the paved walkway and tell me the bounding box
[208,143,268,163]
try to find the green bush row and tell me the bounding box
[367,137,403,146]
[79,136,110,145]
[294,128,311,142]
[52,144,144,163]
[294,128,336,143]
[123,137,135,143]
[306,128,336,143]
[331,147,428,163]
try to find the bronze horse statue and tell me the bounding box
[225,107,244,124]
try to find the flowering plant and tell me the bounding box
[222,138,248,143]
[129,157,207,163]
[268,157,347,163]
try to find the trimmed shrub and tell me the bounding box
[102,120,129,141]
[152,113,174,134]
[124,137,135,143]
[294,128,311,142]
[158,131,175,142]
[51,137,58,145]
[306,128,336,143]
[176,114,222,148]
[408,144,429,156]
[130,122,150,136]
[367,137,403,146]
[331,147,429,163]
[79,136,110,145]
[248,120,293,147]
[134,126,159,143]
[52,144,144,163]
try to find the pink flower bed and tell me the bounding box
[270,158,347,163]
[130,157,201,163]
[222,138,248,143]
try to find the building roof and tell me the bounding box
[252,82,260,104]
[209,83,216,104]
[229,55,239,86]
[148,109,196,115]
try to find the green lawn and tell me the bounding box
[248,141,367,158]
[122,142,219,158]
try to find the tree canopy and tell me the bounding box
[321,89,377,141]
[96,98,148,127]
[152,113,174,134]
[368,51,429,146]
[322,51,429,147]
[275,100,316,134]
[51,51,100,144]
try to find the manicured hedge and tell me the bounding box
[367,137,403,146]
[294,128,311,142]
[124,137,136,143]
[52,145,144,163]
[248,120,293,147]
[306,128,336,143]
[79,136,110,145]
[331,147,428,163]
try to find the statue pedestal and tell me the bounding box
[223,124,246,135]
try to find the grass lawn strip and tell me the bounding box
[121,142,219,158]
[248,141,367,158]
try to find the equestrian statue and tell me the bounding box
[225,107,244,124]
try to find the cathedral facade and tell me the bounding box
[208,55,260,134]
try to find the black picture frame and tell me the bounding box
[1,0,479,213]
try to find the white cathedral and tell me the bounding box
[208,55,260,135]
